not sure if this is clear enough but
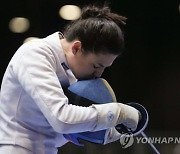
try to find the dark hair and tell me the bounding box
[63,3,126,55]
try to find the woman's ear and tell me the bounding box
[72,41,82,55]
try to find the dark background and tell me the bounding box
[0,0,180,153]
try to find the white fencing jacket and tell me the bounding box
[0,32,120,154]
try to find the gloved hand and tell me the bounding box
[91,102,139,132]
[117,103,140,131]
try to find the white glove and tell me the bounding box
[103,127,121,144]
[91,102,139,132]
[117,103,139,131]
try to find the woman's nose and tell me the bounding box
[94,68,105,78]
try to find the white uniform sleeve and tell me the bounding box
[12,42,99,134]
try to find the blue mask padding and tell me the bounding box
[67,78,114,104]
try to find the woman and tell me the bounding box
[0,3,139,154]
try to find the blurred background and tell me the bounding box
[0,0,180,153]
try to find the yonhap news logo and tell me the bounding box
[119,133,180,148]
[136,136,180,144]
[119,133,134,148]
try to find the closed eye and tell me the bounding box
[93,64,100,69]
[93,63,105,68]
